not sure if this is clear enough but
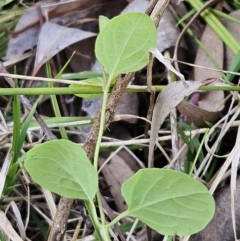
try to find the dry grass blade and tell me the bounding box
[0,211,23,241]
[9,201,26,240]
[230,125,240,240]
[0,151,11,197]
[41,188,57,219]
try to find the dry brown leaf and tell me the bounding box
[198,86,224,112]
[32,22,96,76]
[4,0,57,60]
[156,7,186,52]
[48,0,94,17]
[99,155,134,212]
[149,81,205,164]
[4,0,96,61]
[190,25,225,126]
[177,100,222,127]
[194,25,223,81]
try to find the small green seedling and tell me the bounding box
[24,13,215,241]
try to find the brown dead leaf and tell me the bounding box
[149,80,205,164]
[4,0,97,61]
[99,156,134,212]
[32,22,96,76]
[4,0,57,60]
[156,7,186,52]
[194,25,223,81]
[48,0,95,17]
[177,99,222,127]
[109,124,141,172]
[190,25,225,126]
[198,85,224,112]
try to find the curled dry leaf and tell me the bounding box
[177,83,225,127]
[149,81,205,164]
[99,156,134,212]
[177,97,223,127]
[32,22,96,76]
[4,0,57,60]
[191,177,240,241]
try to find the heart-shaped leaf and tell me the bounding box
[24,140,97,200]
[95,12,157,79]
[122,169,215,236]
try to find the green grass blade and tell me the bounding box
[226,50,240,82]
[187,0,240,54]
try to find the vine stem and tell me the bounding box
[104,211,129,229]
[85,200,110,241]
[92,73,113,240]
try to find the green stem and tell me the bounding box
[104,210,129,228]
[45,62,68,140]
[189,129,209,176]
[93,83,109,169]
[91,72,113,240]
[1,85,240,95]
[85,200,110,241]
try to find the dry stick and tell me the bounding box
[83,73,134,159]
[144,54,155,164]
[145,0,159,15]
[0,63,56,140]
[173,0,220,72]
[47,1,171,240]
[147,2,172,240]
[101,196,126,241]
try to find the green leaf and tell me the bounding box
[99,16,110,31]
[24,140,97,200]
[60,71,102,80]
[226,49,240,82]
[122,169,215,236]
[95,12,156,79]
[69,77,103,98]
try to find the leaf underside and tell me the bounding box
[122,169,215,236]
[24,140,97,200]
